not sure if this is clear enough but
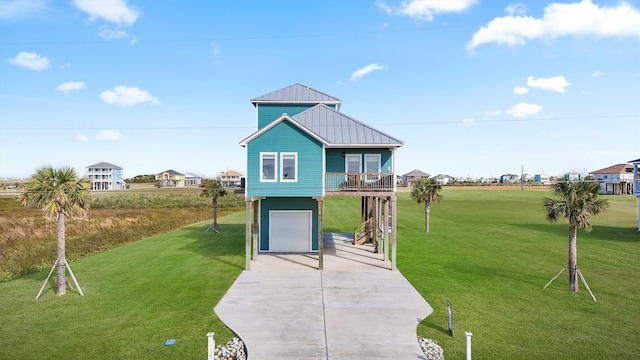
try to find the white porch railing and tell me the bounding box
[326,173,395,193]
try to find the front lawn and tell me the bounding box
[0,189,638,359]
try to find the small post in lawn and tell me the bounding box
[206,332,215,360]
[465,331,473,360]
[447,300,453,336]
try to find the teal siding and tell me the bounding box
[247,120,323,197]
[325,148,393,173]
[259,197,318,251]
[257,103,336,129]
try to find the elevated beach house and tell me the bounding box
[86,162,125,190]
[240,84,403,270]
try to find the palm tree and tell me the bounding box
[410,178,443,234]
[18,166,90,296]
[200,180,227,232]
[544,179,608,293]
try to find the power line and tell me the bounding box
[1,114,636,131]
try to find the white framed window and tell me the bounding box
[280,152,298,182]
[364,154,381,173]
[260,152,277,182]
[364,154,381,182]
[345,154,361,173]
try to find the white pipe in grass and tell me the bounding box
[465,331,473,360]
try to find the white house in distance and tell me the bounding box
[630,158,640,231]
[219,170,243,188]
[589,163,634,195]
[86,162,125,190]
[184,173,203,186]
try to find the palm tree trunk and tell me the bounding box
[568,224,578,293]
[56,212,67,296]
[425,202,431,234]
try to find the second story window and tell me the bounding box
[281,153,297,182]
[261,152,277,182]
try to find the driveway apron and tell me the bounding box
[214,234,433,359]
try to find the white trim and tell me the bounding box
[280,152,298,182]
[268,210,312,252]
[239,114,329,147]
[260,152,277,182]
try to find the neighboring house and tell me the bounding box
[433,174,454,185]
[219,170,243,188]
[184,173,203,186]
[589,163,634,195]
[240,83,403,270]
[402,169,430,186]
[630,158,640,231]
[500,174,519,184]
[521,173,534,182]
[86,162,125,190]
[156,169,185,187]
[565,171,584,181]
[534,174,551,184]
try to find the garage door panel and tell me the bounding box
[270,211,311,252]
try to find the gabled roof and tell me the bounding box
[403,169,430,177]
[184,173,202,178]
[158,169,184,176]
[292,104,403,147]
[87,162,121,169]
[590,163,633,174]
[251,83,342,108]
[240,104,403,148]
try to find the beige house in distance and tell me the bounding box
[219,170,243,187]
[156,170,185,187]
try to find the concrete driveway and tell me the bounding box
[214,233,433,359]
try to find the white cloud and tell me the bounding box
[485,109,501,116]
[462,118,476,125]
[505,3,528,16]
[56,81,85,92]
[99,26,130,40]
[350,64,386,81]
[8,51,50,71]
[75,133,89,142]
[468,0,640,49]
[592,70,604,77]
[100,85,160,106]
[96,130,123,141]
[513,86,529,95]
[506,102,543,117]
[73,0,139,26]
[0,0,49,19]
[527,75,570,93]
[377,0,477,21]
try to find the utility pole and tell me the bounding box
[521,165,524,191]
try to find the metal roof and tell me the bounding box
[157,169,184,176]
[292,104,403,147]
[251,83,341,106]
[589,163,633,174]
[403,169,430,177]
[87,162,121,169]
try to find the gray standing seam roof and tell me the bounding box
[292,104,403,146]
[87,162,121,169]
[251,83,341,104]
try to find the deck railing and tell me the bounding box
[326,173,395,193]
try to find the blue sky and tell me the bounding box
[1,0,639,180]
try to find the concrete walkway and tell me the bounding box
[214,234,433,359]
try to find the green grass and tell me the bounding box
[0,189,638,359]
[0,212,246,359]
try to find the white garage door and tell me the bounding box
[269,210,312,252]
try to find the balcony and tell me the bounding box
[326,173,395,195]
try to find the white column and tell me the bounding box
[637,198,640,232]
[465,332,473,360]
